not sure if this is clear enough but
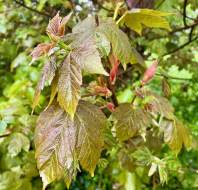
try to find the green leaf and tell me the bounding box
[57,53,82,118]
[0,120,7,134]
[98,18,135,65]
[0,171,21,190]
[10,52,28,72]
[66,17,108,76]
[95,32,111,57]
[161,118,192,154]
[34,101,107,189]
[118,9,171,35]
[78,37,108,76]
[143,90,174,119]
[8,132,30,157]
[111,104,151,141]
[32,56,56,111]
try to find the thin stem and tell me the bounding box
[14,0,51,18]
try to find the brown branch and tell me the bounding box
[14,0,51,18]
[106,80,118,107]
[162,35,198,57]
[148,21,198,40]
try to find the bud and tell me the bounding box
[109,55,120,85]
[141,60,158,85]
[106,102,115,112]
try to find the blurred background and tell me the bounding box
[0,0,198,189]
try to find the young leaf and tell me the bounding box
[35,101,107,189]
[32,57,57,111]
[31,43,54,61]
[111,103,151,141]
[97,18,136,65]
[161,119,191,154]
[78,37,108,76]
[142,90,174,119]
[46,12,72,42]
[57,54,82,118]
[118,9,171,35]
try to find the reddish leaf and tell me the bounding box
[31,43,54,61]
[46,12,72,42]
[93,85,112,97]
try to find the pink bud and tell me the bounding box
[106,102,115,112]
[142,60,158,85]
[109,55,120,85]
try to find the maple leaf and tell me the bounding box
[57,53,82,118]
[118,9,171,35]
[111,103,151,141]
[34,101,107,189]
[98,18,135,66]
[32,56,57,111]
[142,89,174,119]
[31,43,54,61]
[46,12,72,42]
[161,118,192,155]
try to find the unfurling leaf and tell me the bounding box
[32,57,57,111]
[109,54,120,85]
[142,90,174,119]
[46,12,72,42]
[161,118,191,155]
[111,104,151,141]
[142,60,158,85]
[57,54,82,118]
[88,82,112,97]
[34,101,107,189]
[118,9,171,35]
[31,43,54,61]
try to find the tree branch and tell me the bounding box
[148,21,198,40]
[162,35,198,57]
[14,0,51,18]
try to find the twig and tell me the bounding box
[0,133,11,138]
[106,80,118,107]
[14,0,51,18]
[156,73,191,81]
[148,21,198,40]
[162,35,198,57]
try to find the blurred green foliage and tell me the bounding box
[0,0,198,189]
